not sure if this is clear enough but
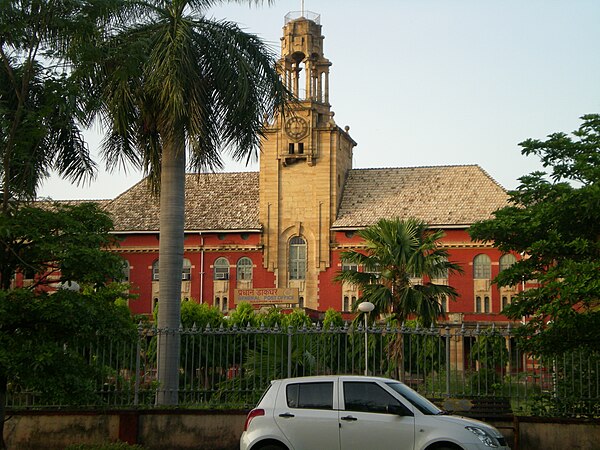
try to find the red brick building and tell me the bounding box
[102,12,521,326]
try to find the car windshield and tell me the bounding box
[385,382,442,415]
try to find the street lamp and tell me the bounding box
[358,301,375,376]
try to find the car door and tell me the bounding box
[273,380,340,450]
[339,380,415,450]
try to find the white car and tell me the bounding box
[240,375,510,450]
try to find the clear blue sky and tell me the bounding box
[40,0,600,199]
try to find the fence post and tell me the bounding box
[287,325,293,378]
[445,325,451,398]
[134,322,143,406]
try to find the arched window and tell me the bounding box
[473,254,491,279]
[152,260,159,281]
[214,257,229,280]
[182,258,191,280]
[484,296,490,313]
[298,296,304,308]
[499,254,517,272]
[289,236,307,280]
[153,259,191,281]
[343,296,350,312]
[237,257,253,281]
[475,296,482,313]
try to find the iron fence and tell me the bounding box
[6,323,600,417]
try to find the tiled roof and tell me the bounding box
[103,165,506,232]
[332,165,507,228]
[104,172,260,232]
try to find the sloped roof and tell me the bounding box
[332,165,507,228]
[103,165,506,232]
[104,172,260,232]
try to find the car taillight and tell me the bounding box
[244,408,265,431]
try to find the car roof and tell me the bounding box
[273,375,403,384]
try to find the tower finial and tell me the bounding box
[301,0,305,16]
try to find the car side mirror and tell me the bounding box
[387,403,413,417]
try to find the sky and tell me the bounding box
[39,0,600,200]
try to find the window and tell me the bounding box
[214,257,230,280]
[298,142,304,154]
[286,382,333,410]
[473,254,491,279]
[502,296,509,310]
[153,259,191,281]
[344,231,355,238]
[484,296,490,313]
[343,296,350,312]
[440,297,447,313]
[434,256,448,280]
[237,257,253,281]
[298,296,304,308]
[23,266,36,280]
[289,236,307,280]
[240,232,250,240]
[122,260,130,282]
[182,258,191,280]
[342,261,358,272]
[215,297,228,312]
[289,143,295,154]
[343,382,401,414]
[152,260,159,281]
[500,254,517,272]
[475,296,482,313]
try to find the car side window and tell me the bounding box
[343,381,401,414]
[286,382,334,410]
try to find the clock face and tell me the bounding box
[285,116,308,140]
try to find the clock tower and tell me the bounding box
[259,11,357,310]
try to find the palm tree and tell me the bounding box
[0,1,103,212]
[82,0,289,404]
[336,217,462,326]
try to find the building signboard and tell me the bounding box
[234,288,299,305]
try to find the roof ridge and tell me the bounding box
[350,164,481,171]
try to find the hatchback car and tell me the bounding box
[240,375,510,450]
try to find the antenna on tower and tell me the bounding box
[301,0,305,16]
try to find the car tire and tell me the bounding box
[258,445,286,450]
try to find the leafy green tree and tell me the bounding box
[0,0,112,210]
[336,218,462,326]
[228,302,258,329]
[470,114,600,355]
[0,202,123,290]
[0,202,132,450]
[81,0,289,404]
[180,299,224,329]
[468,330,509,394]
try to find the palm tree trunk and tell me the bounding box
[155,137,185,405]
[0,374,7,450]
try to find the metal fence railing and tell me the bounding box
[6,323,600,417]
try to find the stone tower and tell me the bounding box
[259,11,357,309]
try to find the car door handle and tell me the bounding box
[341,415,358,421]
[279,413,295,418]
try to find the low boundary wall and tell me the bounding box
[4,409,600,450]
